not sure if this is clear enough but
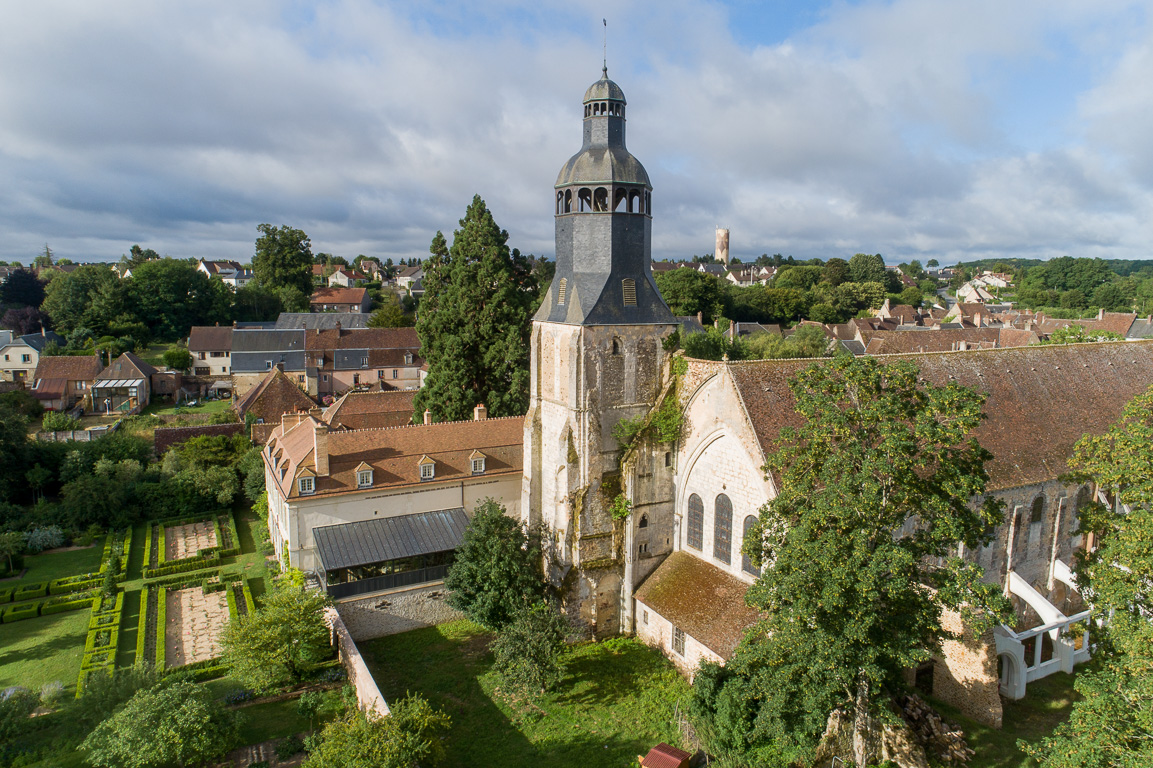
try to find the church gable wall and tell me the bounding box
[674,368,774,583]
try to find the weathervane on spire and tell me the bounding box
[603,18,608,77]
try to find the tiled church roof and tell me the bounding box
[727,340,1153,491]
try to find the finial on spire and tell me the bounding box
[602,18,607,76]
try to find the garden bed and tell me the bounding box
[143,512,240,579]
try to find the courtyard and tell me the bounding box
[359,620,693,768]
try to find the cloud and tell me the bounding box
[0,0,1151,265]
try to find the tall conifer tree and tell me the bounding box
[414,196,537,422]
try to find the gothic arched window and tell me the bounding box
[638,514,648,529]
[1031,495,1045,524]
[742,515,759,575]
[714,494,732,564]
[686,494,703,551]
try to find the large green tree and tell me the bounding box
[42,264,125,335]
[413,196,537,422]
[80,681,239,768]
[253,223,314,297]
[220,580,332,691]
[127,259,230,340]
[691,356,1008,767]
[0,268,45,308]
[443,498,545,630]
[492,601,569,698]
[653,268,726,324]
[1023,385,1153,768]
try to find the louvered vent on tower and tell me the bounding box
[557,278,567,305]
[622,278,637,306]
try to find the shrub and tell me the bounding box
[276,735,304,760]
[491,601,569,698]
[23,525,64,554]
[42,410,81,432]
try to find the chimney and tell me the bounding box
[335,321,342,333]
[215,321,219,326]
[696,311,703,325]
[423,409,432,425]
[41,326,45,337]
[1097,307,1105,321]
[313,421,329,476]
[473,404,487,421]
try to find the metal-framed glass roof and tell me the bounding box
[313,507,469,572]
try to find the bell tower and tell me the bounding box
[523,69,676,637]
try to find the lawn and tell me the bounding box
[10,545,102,584]
[137,342,182,368]
[235,698,316,744]
[932,672,1081,768]
[360,621,692,768]
[0,609,90,691]
[141,397,232,417]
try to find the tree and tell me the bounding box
[773,265,823,292]
[443,498,545,630]
[1023,385,1153,768]
[653,268,726,324]
[413,196,538,422]
[41,265,126,335]
[302,694,451,768]
[42,411,81,432]
[367,293,408,327]
[492,601,569,697]
[1,306,50,335]
[847,252,887,284]
[220,581,332,691]
[927,259,939,269]
[0,404,29,501]
[0,268,45,308]
[0,531,23,574]
[232,283,283,321]
[162,348,193,372]
[821,258,850,287]
[125,259,229,340]
[253,224,313,297]
[743,325,830,360]
[691,356,1009,767]
[897,285,924,308]
[80,681,239,768]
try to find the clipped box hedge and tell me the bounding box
[156,587,167,671]
[136,586,153,665]
[2,602,40,623]
[41,595,98,616]
[0,587,12,604]
[15,582,48,601]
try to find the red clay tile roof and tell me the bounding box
[727,340,1153,491]
[266,415,524,498]
[311,286,367,305]
[33,355,102,382]
[235,367,317,425]
[634,552,761,658]
[188,326,233,352]
[322,389,416,430]
[97,351,157,380]
[641,743,692,768]
[860,328,1000,355]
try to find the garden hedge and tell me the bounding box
[136,586,153,665]
[156,587,167,671]
[143,512,238,579]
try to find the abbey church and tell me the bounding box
[263,70,1153,727]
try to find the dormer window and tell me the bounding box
[404,353,413,365]
[357,469,373,488]
[470,450,486,475]
[298,476,314,495]
[419,456,435,481]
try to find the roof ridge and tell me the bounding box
[327,414,524,436]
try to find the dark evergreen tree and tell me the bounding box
[0,268,45,308]
[413,196,537,422]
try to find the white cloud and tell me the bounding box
[0,0,1151,265]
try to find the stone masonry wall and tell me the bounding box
[335,582,464,642]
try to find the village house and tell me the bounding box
[230,326,422,399]
[395,266,423,293]
[327,268,367,288]
[30,355,103,411]
[196,258,254,288]
[263,408,523,605]
[91,351,158,414]
[310,286,371,313]
[0,330,65,384]
[187,324,233,397]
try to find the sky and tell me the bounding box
[3,0,1153,266]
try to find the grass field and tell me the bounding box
[0,609,90,691]
[934,672,1080,768]
[11,545,102,584]
[361,621,691,768]
[235,698,316,744]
